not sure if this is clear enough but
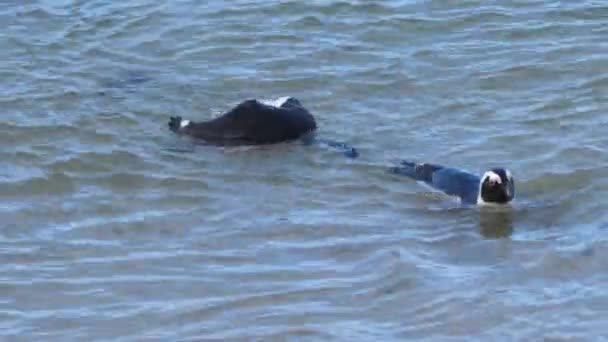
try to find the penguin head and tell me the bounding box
[479,168,515,204]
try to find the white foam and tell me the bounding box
[259,96,291,108]
[180,119,190,128]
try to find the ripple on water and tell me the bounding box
[2,0,608,340]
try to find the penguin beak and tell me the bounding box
[492,179,510,198]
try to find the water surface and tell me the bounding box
[2,0,608,340]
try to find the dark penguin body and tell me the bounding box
[391,161,515,205]
[168,97,357,158]
[169,97,315,145]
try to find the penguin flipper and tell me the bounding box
[391,161,443,184]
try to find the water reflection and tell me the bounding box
[478,206,515,239]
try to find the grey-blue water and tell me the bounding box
[2,1,608,340]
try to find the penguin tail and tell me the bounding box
[168,116,183,132]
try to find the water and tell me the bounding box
[2,0,608,340]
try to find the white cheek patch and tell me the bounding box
[484,171,502,184]
[180,120,190,128]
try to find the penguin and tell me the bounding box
[168,96,358,158]
[390,160,515,205]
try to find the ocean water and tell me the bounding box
[1,0,608,340]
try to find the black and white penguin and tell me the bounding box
[168,96,358,158]
[391,160,515,205]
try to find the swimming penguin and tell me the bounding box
[168,96,358,158]
[390,160,515,205]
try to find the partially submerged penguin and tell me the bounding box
[391,160,515,205]
[168,96,358,158]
